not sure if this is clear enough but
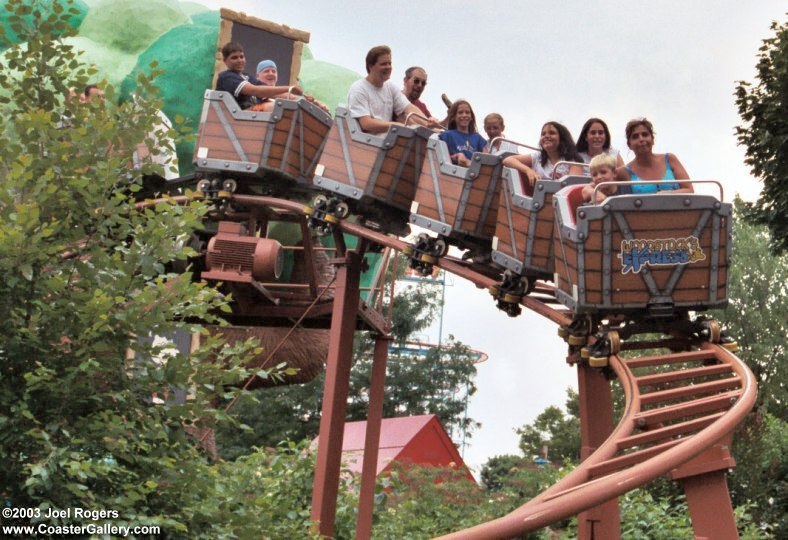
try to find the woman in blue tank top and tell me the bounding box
[615,118,693,194]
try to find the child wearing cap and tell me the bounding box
[251,58,329,113]
[248,59,282,112]
[256,59,279,86]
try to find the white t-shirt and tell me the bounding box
[347,78,410,121]
[529,151,574,179]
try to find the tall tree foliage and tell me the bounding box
[0,0,261,532]
[516,389,580,465]
[735,15,788,254]
[714,199,787,417]
[480,454,559,497]
[346,335,479,440]
[713,199,788,537]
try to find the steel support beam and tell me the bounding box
[681,470,739,540]
[577,362,621,540]
[356,334,391,539]
[310,251,362,537]
[669,435,738,540]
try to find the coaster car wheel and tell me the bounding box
[521,275,534,296]
[502,293,521,303]
[313,222,331,236]
[702,320,721,342]
[415,231,431,245]
[417,263,435,277]
[496,299,521,317]
[312,194,328,208]
[221,178,238,192]
[564,314,593,345]
[334,201,350,219]
[608,330,621,355]
[196,178,211,196]
[567,334,588,346]
[589,356,609,368]
[432,237,448,257]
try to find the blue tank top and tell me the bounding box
[626,154,680,194]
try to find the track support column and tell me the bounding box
[310,251,362,538]
[669,435,738,540]
[356,334,391,539]
[577,362,621,540]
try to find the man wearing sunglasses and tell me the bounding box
[402,66,431,118]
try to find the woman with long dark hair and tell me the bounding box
[576,117,624,167]
[503,121,584,194]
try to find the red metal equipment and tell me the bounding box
[203,221,284,282]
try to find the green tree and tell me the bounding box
[735,15,788,254]
[728,413,787,539]
[216,375,325,460]
[713,198,788,417]
[0,1,264,534]
[349,268,479,441]
[370,462,561,539]
[346,335,479,440]
[712,199,788,537]
[517,389,580,465]
[480,454,560,498]
[386,272,440,340]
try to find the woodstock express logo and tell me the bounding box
[618,236,705,274]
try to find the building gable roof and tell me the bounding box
[317,414,473,481]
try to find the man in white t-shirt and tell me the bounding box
[347,45,441,134]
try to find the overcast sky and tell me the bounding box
[201,0,786,474]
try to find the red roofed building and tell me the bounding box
[318,414,475,483]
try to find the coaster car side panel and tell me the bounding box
[553,184,731,316]
[410,139,506,250]
[193,90,333,187]
[492,172,590,276]
[313,108,433,216]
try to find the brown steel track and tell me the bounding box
[142,193,756,538]
[439,342,755,538]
